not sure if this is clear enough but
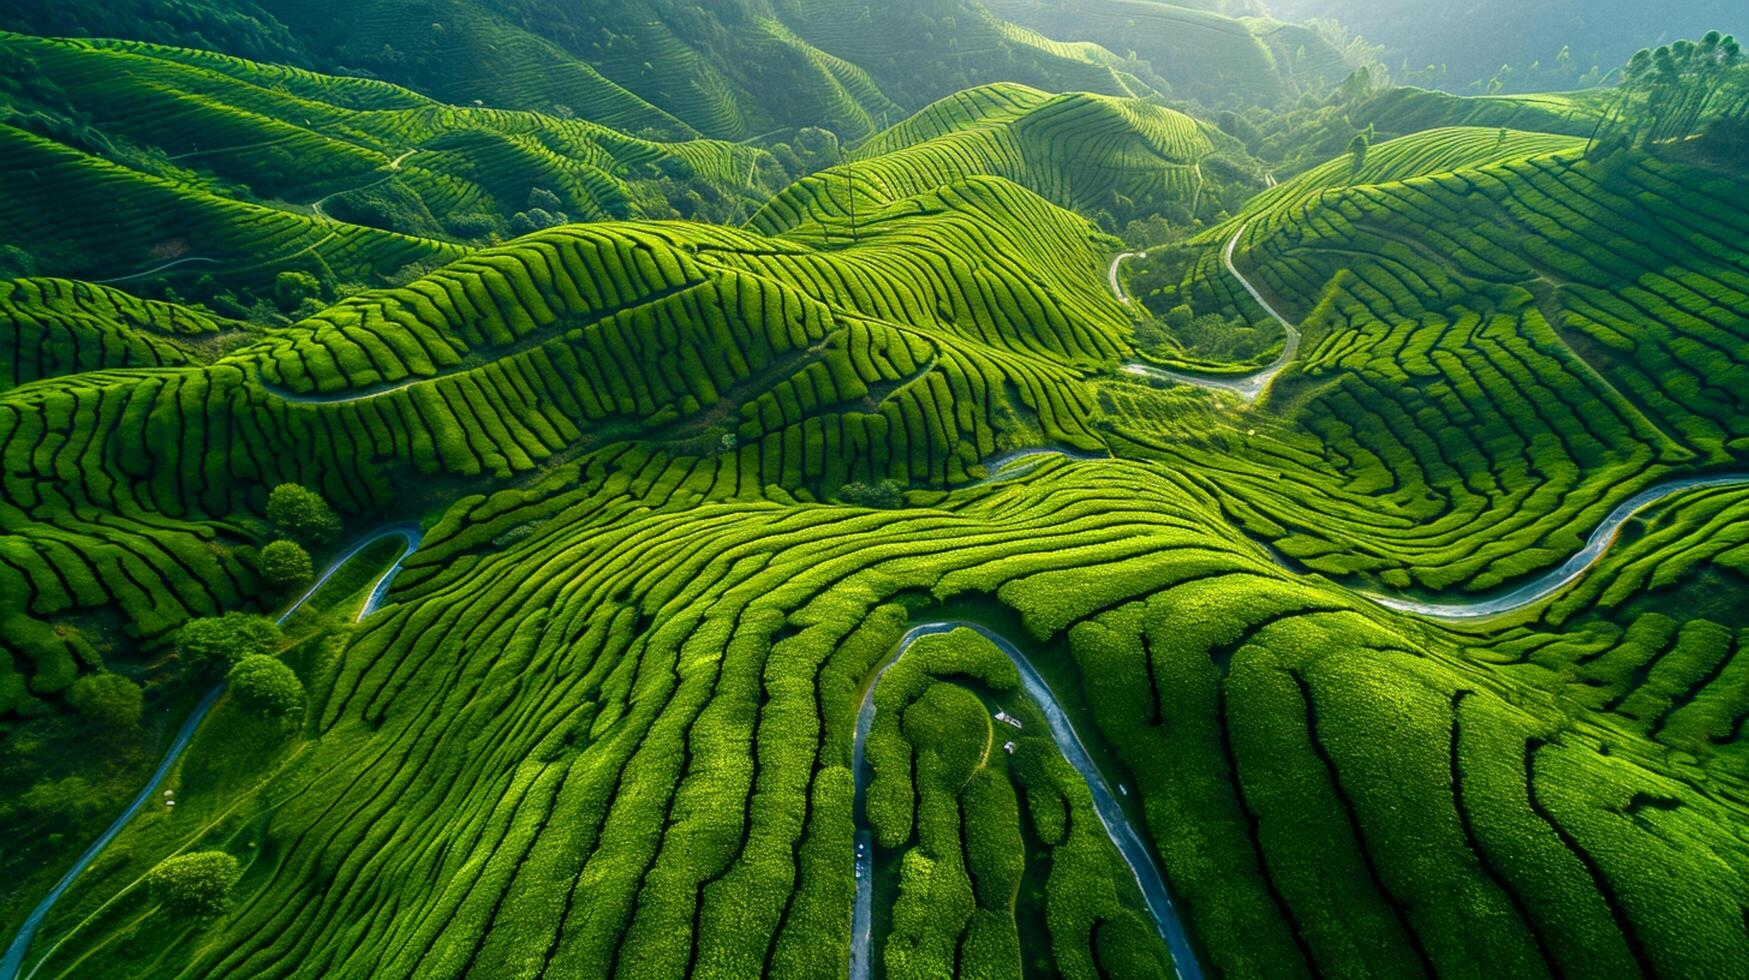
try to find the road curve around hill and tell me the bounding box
[1108,250,1146,304]
[1,524,422,980]
[851,622,1202,980]
[1121,224,1302,403]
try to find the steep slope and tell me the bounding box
[988,0,1358,106]
[753,83,1216,236]
[1118,129,1749,604]
[1,32,782,232]
[3,20,1749,980]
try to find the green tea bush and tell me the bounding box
[146,851,242,916]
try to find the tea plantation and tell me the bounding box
[3,13,1749,980]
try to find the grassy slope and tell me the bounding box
[1,32,783,238]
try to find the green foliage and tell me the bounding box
[1590,32,1747,151]
[226,655,305,719]
[272,271,320,314]
[835,480,905,509]
[266,483,341,545]
[65,672,144,728]
[4,17,1749,980]
[258,540,314,591]
[176,613,282,667]
[146,850,242,916]
[1346,132,1370,174]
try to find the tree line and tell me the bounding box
[1590,31,1747,153]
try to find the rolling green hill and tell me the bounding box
[4,16,1749,980]
[754,83,1220,235]
[988,0,1360,106]
[0,0,1173,141]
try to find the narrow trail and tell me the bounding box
[91,257,221,285]
[973,447,1112,486]
[1121,223,1302,403]
[1,524,422,980]
[310,151,417,220]
[851,622,1203,980]
[263,372,432,405]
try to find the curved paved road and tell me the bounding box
[851,622,1202,980]
[1121,224,1302,403]
[1108,251,1146,305]
[1,524,422,980]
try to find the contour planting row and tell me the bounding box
[862,627,1174,978]
[751,84,1211,238]
[0,175,1134,705]
[20,455,1746,979]
[1119,140,1746,597]
[0,32,779,234]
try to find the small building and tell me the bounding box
[994,711,1023,730]
[1002,741,1016,755]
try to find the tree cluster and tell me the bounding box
[1591,32,1746,153]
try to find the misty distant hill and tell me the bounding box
[1269,0,1748,90]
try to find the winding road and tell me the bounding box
[974,447,1112,486]
[1363,475,1749,620]
[1119,224,1302,403]
[851,622,1202,980]
[1099,226,1748,620]
[1,524,422,980]
[1108,251,1146,305]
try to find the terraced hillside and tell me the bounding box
[987,0,1359,106]
[1,31,781,234]
[0,0,1177,141]
[754,83,1219,236]
[5,20,1749,980]
[1118,126,1749,601]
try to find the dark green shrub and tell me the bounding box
[526,187,564,213]
[66,672,143,728]
[227,655,305,719]
[146,851,242,916]
[837,479,905,509]
[272,271,320,313]
[442,212,498,239]
[175,613,281,667]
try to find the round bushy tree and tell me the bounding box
[228,655,305,719]
[265,483,340,545]
[259,540,313,591]
[175,613,281,667]
[147,851,242,916]
[272,270,320,313]
[66,672,144,728]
